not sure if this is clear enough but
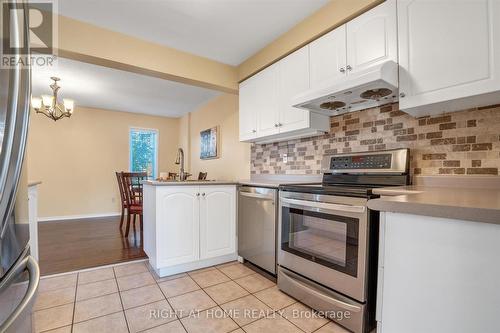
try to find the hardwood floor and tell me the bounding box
[38,216,147,276]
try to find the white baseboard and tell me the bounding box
[38,212,121,222]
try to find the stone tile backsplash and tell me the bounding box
[250,103,500,176]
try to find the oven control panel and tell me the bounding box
[330,153,392,170]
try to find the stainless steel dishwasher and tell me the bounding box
[238,186,278,275]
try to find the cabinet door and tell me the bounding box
[310,24,347,88]
[346,0,397,74]
[157,186,200,266]
[398,0,500,114]
[199,186,236,259]
[278,46,310,133]
[239,78,258,141]
[255,65,280,137]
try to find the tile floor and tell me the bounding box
[33,260,352,333]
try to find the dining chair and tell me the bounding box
[121,172,148,237]
[115,172,128,229]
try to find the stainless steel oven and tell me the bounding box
[277,148,410,333]
[279,192,369,301]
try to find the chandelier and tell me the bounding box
[31,77,75,121]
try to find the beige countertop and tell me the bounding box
[143,180,239,186]
[368,186,500,225]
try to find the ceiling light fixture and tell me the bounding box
[31,77,75,121]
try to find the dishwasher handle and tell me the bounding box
[239,191,275,201]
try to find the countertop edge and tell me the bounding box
[143,181,239,186]
[368,196,500,225]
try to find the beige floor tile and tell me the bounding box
[117,271,155,291]
[125,299,177,333]
[142,320,187,333]
[229,329,244,333]
[121,284,165,309]
[220,294,271,326]
[233,273,275,293]
[44,325,72,333]
[32,303,74,333]
[168,289,217,318]
[181,306,238,333]
[72,311,128,333]
[254,286,296,310]
[242,315,303,333]
[217,264,254,280]
[78,267,115,285]
[282,302,329,333]
[76,278,118,301]
[315,321,351,333]
[189,269,230,288]
[34,286,75,311]
[159,276,200,298]
[39,274,77,293]
[204,281,249,305]
[74,293,123,323]
[114,261,148,277]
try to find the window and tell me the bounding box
[129,128,158,178]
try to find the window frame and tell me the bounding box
[128,127,159,179]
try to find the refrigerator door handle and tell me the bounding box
[0,256,39,332]
[0,0,31,238]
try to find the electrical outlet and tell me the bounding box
[283,153,288,164]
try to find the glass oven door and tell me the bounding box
[280,194,367,279]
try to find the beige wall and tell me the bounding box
[27,107,179,218]
[181,94,251,181]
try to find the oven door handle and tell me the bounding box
[281,197,365,214]
[279,268,362,313]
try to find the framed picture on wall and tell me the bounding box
[200,126,219,159]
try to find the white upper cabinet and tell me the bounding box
[238,77,258,141]
[346,0,397,74]
[310,25,347,88]
[239,47,328,143]
[255,65,280,137]
[278,46,310,132]
[398,0,500,116]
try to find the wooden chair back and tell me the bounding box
[116,172,127,204]
[122,172,147,207]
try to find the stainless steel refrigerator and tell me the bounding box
[0,0,40,332]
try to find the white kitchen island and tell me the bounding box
[143,181,238,277]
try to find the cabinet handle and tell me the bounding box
[196,193,200,197]
[202,193,206,197]
[274,123,278,128]
[346,65,352,71]
[339,67,346,73]
[399,92,406,98]
[278,123,282,127]
[252,129,256,133]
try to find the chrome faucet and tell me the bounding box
[175,148,191,181]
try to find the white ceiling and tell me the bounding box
[31,57,220,117]
[55,0,330,66]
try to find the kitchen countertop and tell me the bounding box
[143,180,238,186]
[238,180,319,188]
[368,185,500,225]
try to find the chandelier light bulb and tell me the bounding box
[63,99,74,112]
[31,97,42,109]
[41,94,53,107]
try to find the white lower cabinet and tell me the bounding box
[144,184,237,276]
[200,186,236,259]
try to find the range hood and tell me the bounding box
[292,60,399,116]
